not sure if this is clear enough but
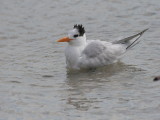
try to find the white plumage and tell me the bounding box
[57,24,148,70]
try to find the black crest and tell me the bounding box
[73,24,85,36]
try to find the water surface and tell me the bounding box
[0,0,160,120]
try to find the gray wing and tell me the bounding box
[82,40,106,58]
[78,40,125,68]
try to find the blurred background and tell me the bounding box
[0,0,160,120]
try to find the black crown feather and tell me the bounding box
[73,24,85,36]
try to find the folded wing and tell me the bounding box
[78,40,125,68]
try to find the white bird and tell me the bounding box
[57,24,148,70]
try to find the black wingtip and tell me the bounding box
[140,28,149,35]
[126,28,149,50]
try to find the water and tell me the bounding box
[0,0,160,120]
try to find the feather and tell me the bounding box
[112,28,149,49]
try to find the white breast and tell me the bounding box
[65,45,84,69]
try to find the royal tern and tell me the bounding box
[57,24,148,70]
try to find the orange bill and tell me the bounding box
[57,37,73,42]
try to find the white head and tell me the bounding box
[57,24,86,46]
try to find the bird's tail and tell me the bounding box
[112,28,148,50]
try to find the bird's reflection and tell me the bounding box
[65,62,141,111]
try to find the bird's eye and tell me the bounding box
[73,34,78,38]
